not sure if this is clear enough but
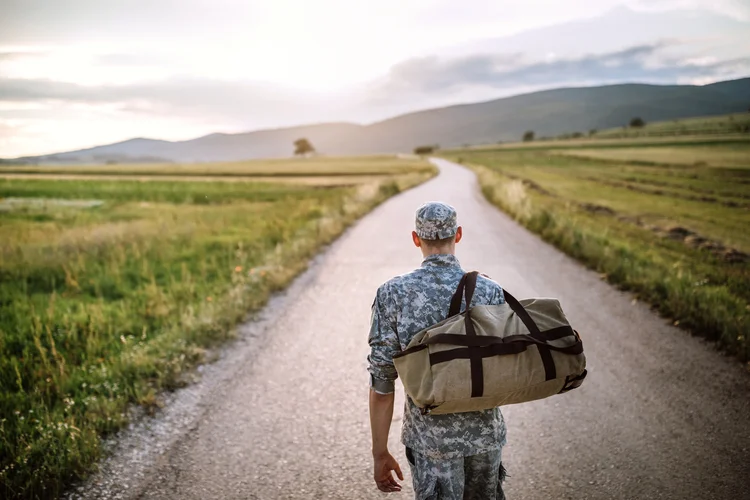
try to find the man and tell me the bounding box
[368,202,508,500]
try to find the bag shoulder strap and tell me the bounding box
[448,272,543,336]
[448,271,478,317]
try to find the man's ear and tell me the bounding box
[455,226,463,244]
[412,231,422,248]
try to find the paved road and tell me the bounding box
[80,159,750,499]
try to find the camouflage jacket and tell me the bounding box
[368,253,507,459]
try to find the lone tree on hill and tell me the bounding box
[629,117,645,128]
[414,145,435,156]
[522,130,535,142]
[294,138,315,156]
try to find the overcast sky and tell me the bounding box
[1,0,749,157]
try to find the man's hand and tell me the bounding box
[369,389,401,492]
[373,451,403,492]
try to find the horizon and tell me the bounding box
[2,0,750,157]
[9,76,750,158]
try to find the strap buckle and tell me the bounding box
[559,370,588,393]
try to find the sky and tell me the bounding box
[1,0,749,157]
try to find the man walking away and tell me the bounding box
[368,202,508,499]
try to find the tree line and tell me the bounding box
[295,116,652,156]
[521,117,646,142]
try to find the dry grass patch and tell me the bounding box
[555,145,750,168]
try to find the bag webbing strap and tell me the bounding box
[502,290,541,335]
[422,325,576,347]
[496,289,557,381]
[537,346,556,381]
[559,370,588,393]
[448,273,470,317]
[428,337,583,365]
[447,273,561,386]
[462,272,484,398]
[430,342,528,364]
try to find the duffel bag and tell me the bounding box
[393,271,587,415]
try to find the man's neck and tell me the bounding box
[421,248,455,258]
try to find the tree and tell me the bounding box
[294,138,315,156]
[414,145,435,156]
[588,128,597,137]
[522,130,535,142]
[629,117,645,128]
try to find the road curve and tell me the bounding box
[75,159,750,500]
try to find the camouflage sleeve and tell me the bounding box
[479,275,505,305]
[367,285,399,394]
[492,283,506,305]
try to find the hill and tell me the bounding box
[7,78,749,164]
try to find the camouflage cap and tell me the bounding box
[415,202,458,240]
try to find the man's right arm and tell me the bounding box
[367,285,403,492]
[367,285,399,394]
[369,389,402,492]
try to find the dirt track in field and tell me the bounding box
[68,159,750,500]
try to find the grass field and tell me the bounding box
[0,173,396,186]
[594,112,750,138]
[0,156,424,178]
[555,143,750,169]
[0,156,434,498]
[444,137,750,363]
[467,134,750,153]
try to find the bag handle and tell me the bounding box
[449,272,542,336]
[447,271,480,317]
[448,273,470,317]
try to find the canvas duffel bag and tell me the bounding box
[393,271,587,415]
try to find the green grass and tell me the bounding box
[555,143,750,169]
[466,133,750,153]
[0,158,434,498]
[0,155,435,177]
[0,178,318,205]
[595,112,750,138]
[443,138,750,363]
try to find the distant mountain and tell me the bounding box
[7,78,749,164]
[13,123,364,164]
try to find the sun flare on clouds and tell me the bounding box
[0,0,749,157]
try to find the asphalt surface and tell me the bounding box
[72,159,750,500]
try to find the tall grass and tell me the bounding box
[0,169,433,498]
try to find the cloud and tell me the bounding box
[0,50,45,61]
[372,42,750,101]
[627,0,750,20]
[2,42,747,129]
[0,76,355,129]
[94,53,169,67]
[0,77,294,107]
